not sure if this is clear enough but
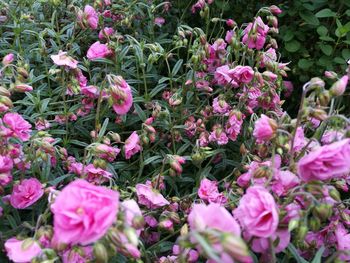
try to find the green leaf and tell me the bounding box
[311,246,325,263]
[98,118,109,138]
[48,174,72,186]
[298,59,313,69]
[171,59,183,76]
[342,49,350,60]
[288,244,309,263]
[316,26,328,36]
[315,8,336,18]
[299,11,320,26]
[334,57,345,64]
[134,104,146,121]
[319,36,335,42]
[283,30,294,42]
[285,40,301,52]
[320,44,333,56]
[144,155,162,165]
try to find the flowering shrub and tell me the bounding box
[0,0,349,262]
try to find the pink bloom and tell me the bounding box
[136,182,169,209]
[110,76,133,115]
[81,85,99,98]
[35,119,50,130]
[209,125,229,145]
[188,203,241,235]
[321,130,344,144]
[84,164,112,184]
[5,238,42,263]
[50,50,78,69]
[62,246,93,263]
[51,179,119,245]
[86,41,112,60]
[225,30,234,44]
[2,53,14,65]
[234,186,279,238]
[242,17,269,50]
[271,171,300,196]
[84,5,98,29]
[335,223,350,261]
[0,155,13,173]
[292,127,307,152]
[98,27,115,41]
[260,48,276,67]
[121,199,143,229]
[330,75,348,96]
[214,65,238,87]
[154,17,165,26]
[212,97,230,115]
[253,114,277,143]
[283,81,294,97]
[298,139,350,182]
[10,178,43,209]
[95,144,120,161]
[225,111,244,141]
[1,112,32,141]
[124,132,141,159]
[249,229,290,254]
[230,66,254,83]
[191,0,205,13]
[198,178,227,204]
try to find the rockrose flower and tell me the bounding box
[10,178,44,209]
[5,238,42,263]
[98,27,115,40]
[136,182,169,209]
[110,76,133,115]
[0,155,13,173]
[1,112,32,141]
[83,5,98,29]
[124,132,141,159]
[298,138,350,182]
[242,16,269,50]
[2,53,14,65]
[253,114,277,143]
[87,41,112,60]
[198,178,227,204]
[50,50,78,69]
[234,186,278,238]
[231,66,254,83]
[188,203,241,235]
[51,179,119,245]
[214,65,238,87]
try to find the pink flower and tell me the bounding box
[124,131,141,159]
[35,119,50,130]
[110,76,133,115]
[283,81,294,97]
[292,127,307,152]
[0,155,13,173]
[212,97,230,115]
[214,65,238,87]
[84,164,112,184]
[260,48,276,67]
[271,171,300,197]
[10,178,43,209]
[209,125,229,145]
[1,112,32,141]
[84,5,98,29]
[86,41,112,60]
[50,50,78,69]
[136,182,169,209]
[298,139,350,182]
[5,238,42,263]
[242,17,269,50]
[62,246,93,263]
[188,203,241,235]
[234,186,279,238]
[121,200,143,229]
[98,27,115,40]
[330,75,348,96]
[154,17,165,26]
[231,66,254,83]
[253,114,277,143]
[225,111,244,141]
[335,223,350,261]
[51,179,119,245]
[321,130,344,144]
[249,229,290,254]
[198,178,227,204]
[225,30,234,44]
[2,53,14,65]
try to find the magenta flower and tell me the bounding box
[1,112,32,141]
[84,5,98,29]
[50,50,78,69]
[110,76,133,115]
[298,139,350,182]
[51,179,119,245]
[87,41,112,60]
[214,65,238,87]
[5,238,42,263]
[0,155,13,173]
[234,186,279,238]
[242,17,269,50]
[136,182,169,209]
[2,53,14,65]
[253,114,277,143]
[124,131,141,159]
[98,27,115,40]
[198,178,227,204]
[10,178,44,209]
[230,66,254,83]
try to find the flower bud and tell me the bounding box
[269,5,282,15]
[330,75,348,97]
[288,219,299,232]
[222,234,251,263]
[310,108,328,121]
[318,90,330,106]
[309,77,325,89]
[313,203,333,221]
[93,242,108,263]
[0,95,13,107]
[2,53,14,65]
[0,86,10,97]
[296,224,308,241]
[324,71,337,79]
[329,188,341,202]
[309,217,321,232]
[110,132,121,143]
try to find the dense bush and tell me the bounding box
[0,0,349,263]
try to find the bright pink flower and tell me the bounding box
[1,112,32,141]
[124,132,141,159]
[198,178,218,201]
[234,186,279,238]
[95,144,120,161]
[86,41,112,60]
[0,155,13,173]
[191,0,205,13]
[242,17,269,50]
[98,27,115,40]
[5,238,42,263]
[10,178,43,209]
[230,66,254,83]
[330,75,348,96]
[188,203,241,235]
[298,139,350,182]
[253,114,277,143]
[335,223,350,261]
[209,125,229,145]
[50,50,78,69]
[249,229,290,253]
[84,5,98,29]
[84,164,112,184]
[2,53,14,65]
[62,246,93,263]
[51,179,119,245]
[214,65,238,87]
[225,111,244,141]
[271,171,300,197]
[136,182,169,209]
[110,76,133,115]
[212,97,230,115]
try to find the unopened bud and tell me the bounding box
[330,75,348,97]
[93,242,108,263]
[222,234,251,262]
[310,108,328,121]
[0,86,10,97]
[313,203,333,221]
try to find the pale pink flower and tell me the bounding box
[124,132,141,159]
[234,186,278,238]
[321,130,344,144]
[154,17,165,26]
[330,75,348,96]
[110,76,133,115]
[214,65,238,87]
[0,155,13,173]
[260,48,276,67]
[87,41,112,60]
[242,17,269,50]
[188,203,241,235]
[212,97,230,115]
[249,229,290,254]
[230,66,254,83]
[50,50,78,69]
[298,139,350,182]
[292,127,307,152]
[121,199,143,232]
[253,114,277,143]
[13,84,33,93]
[84,164,112,184]
[225,111,244,141]
[84,5,98,29]
[1,112,32,141]
[51,179,119,245]
[98,27,115,40]
[136,182,169,209]
[271,171,300,196]
[10,178,43,209]
[2,53,14,65]
[5,238,42,263]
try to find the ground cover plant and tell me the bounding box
[0,0,350,262]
